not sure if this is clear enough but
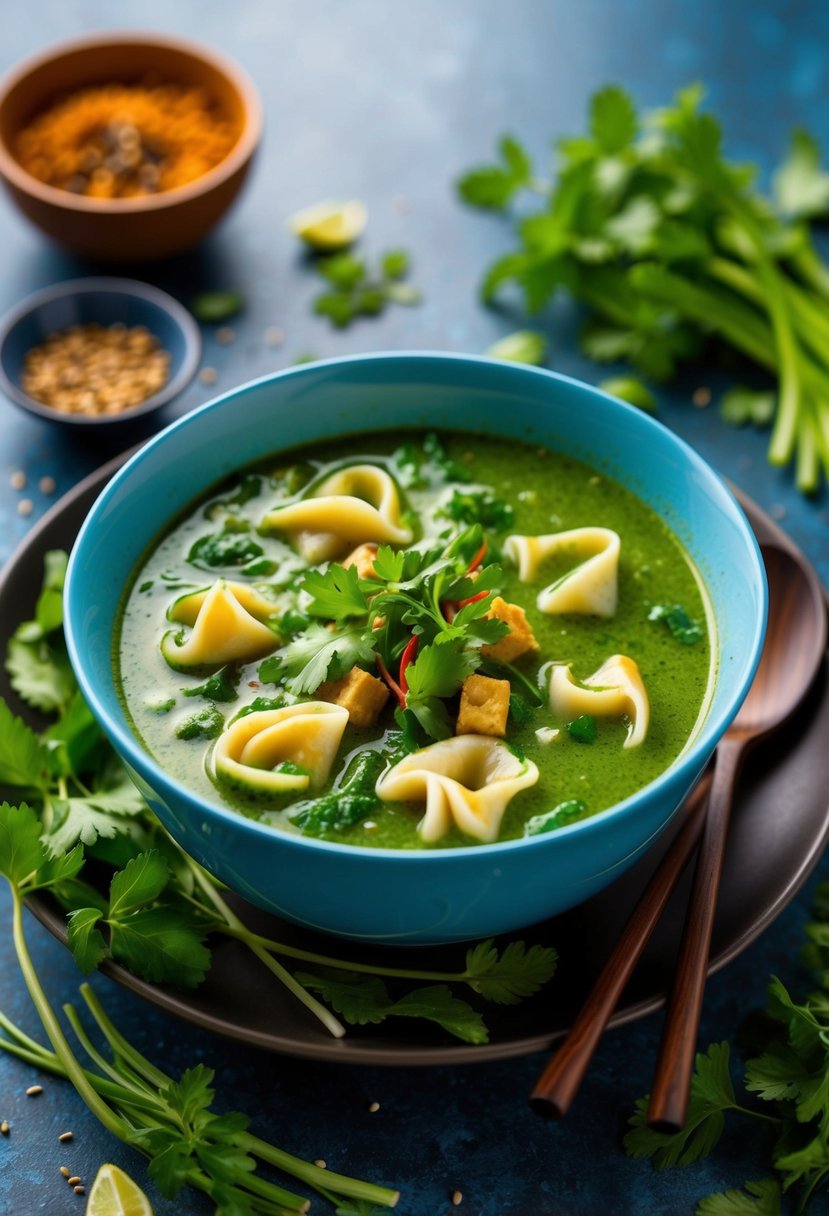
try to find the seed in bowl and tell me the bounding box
[21,322,170,415]
[15,82,238,198]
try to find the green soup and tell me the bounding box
[116,430,714,849]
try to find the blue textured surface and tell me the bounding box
[1,2,828,1213]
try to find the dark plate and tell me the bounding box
[2,455,828,1065]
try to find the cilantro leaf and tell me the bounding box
[182,666,239,704]
[188,531,264,570]
[302,563,369,620]
[388,985,488,1044]
[404,636,478,701]
[0,700,52,789]
[0,802,46,885]
[110,905,211,988]
[44,781,147,856]
[438,488,514,530]
[67,907,109,973]
[108,850,170,917]
[485,330,547,366]
[14,549,68,643]
[191,290,245,323]
[696,1178,782,1216]
[773,128,829,219]
[457,134,533,210]
[176,705,225,740]
[267,626,376,696]
[598,376,657,413]
[464,938,558,1004]
[6,636,75,714]
[624,1042,735,1168]
[649,603,704,644]
[590,85,638,154]
[720,387,776,429]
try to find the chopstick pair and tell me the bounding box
[529,769,714,1126]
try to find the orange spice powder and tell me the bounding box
[15,82,239,198]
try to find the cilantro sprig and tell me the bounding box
[313,248,421,328]
[458,83,829,492]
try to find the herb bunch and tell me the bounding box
[625,882,829,1214]
[458,83,829,492]
[1,549,557,1046]
[312,249,420,328]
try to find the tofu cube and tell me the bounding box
[456,673,510,737]
[341,543,379,578]
[317,666,389,728]
[480,596,539,664]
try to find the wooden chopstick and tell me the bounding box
[529,770,713,1119]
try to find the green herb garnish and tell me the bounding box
[175,704,224,740]
[567,714,597,743]
[439,488,515,530]
[485,329,547,365]
[312,248,421,328]
[649,602,704,644]
[524,799,587,836]
[187,529,264,570]
[190,290,245,322]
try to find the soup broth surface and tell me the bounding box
[117,430,714,848]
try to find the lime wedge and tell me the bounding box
[287,199,368,250]
[85,1163,154,1216]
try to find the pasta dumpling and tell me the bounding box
[161,579,280,670]
[376,735,539,844]
[504,527,620,616]
[548,654,650,748]
[213,703,349,794]
[260,464,413,562]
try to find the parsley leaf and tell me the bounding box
[108,850,170,917]
[457,134,533,210]
[181,666,239,703]
[187,530,264,570]
[110,905,210,988]
[486,330,547,366]
[0,801,46,885]
[266,626,376,695]
[649,603,704,644]
[6,636,75,714]
[302,563,370,620]
[404,635,478,701]
[696,1178,782,1216]
[438,488,515,530]
[0,698,52,789]
[313,248,421,328]
[720,387,776,429]
[67,907,108,972]
[190,290,245,322]
[590,84,638,154]
[773,128,829,219]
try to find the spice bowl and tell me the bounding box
[0,277,201,428]
[0,32,262,260]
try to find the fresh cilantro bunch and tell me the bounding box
[624,881,829,1214]
[313,248,421,328]
[458,83,829,492]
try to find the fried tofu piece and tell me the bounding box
[341,543,379,579]
[317,665,389,728]
[480,596,539,664]
[456,673,510,737]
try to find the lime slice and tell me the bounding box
[287,199,367,250]
[85,1163,154,1216]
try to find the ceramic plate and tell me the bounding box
[2,454,827,1064]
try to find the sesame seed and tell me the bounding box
[264,327,284,346]
[73,1186,85,1195]
[18,499,34,517]
[314,1159,327,1169]
[39,475,56,495]
[67,1176,81,1186]
[368,1101,380,1113]
[58,1131,74,1142]
[60,1167,70,1178]
[199,367,218,385]
[1,1121,9,1135]
[10,470,26,490]
[692,386,712,408]
[25,1084,43,1096]
[452,1190,463,1205]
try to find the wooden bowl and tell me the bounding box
[0,32,263,261]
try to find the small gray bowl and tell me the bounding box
[0,277,201,428]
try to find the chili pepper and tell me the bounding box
[455,588,489,610]
[466,538,487,575]
[398,635,419,694]
[376,653,405,708]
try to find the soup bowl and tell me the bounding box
[64,353,767,944]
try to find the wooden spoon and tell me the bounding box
[648,542,827,1131]
[530,542,826,1123]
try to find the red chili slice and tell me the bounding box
[398,634,419,694]
[376,653,406,708]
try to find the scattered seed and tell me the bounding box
[67,1175,81,1186]
[25,1084,43,1096]
[692,386,712,408]
[368,1101,380,1113]
[199,367,218,385]
[215,326,235,345]
[73,1186,85,1195]
[60,1167,70,1177]
[39,475,56,495]
[264,326,284,346]
[1,1120,9,1135]
[17,499,34,517]
[314,1159,327,1169]
[58,1131,74,1142]
[10,470,26,490]
[771,503,787,520]
[451,1190,463,1206]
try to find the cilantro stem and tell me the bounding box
[798,1166,829,1215]
[184,858,348,1039]
[8,884,129,1139]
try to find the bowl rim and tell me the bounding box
[64,351,769,860]
[0,30,263,213]
[0,275,202,425]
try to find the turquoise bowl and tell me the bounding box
[64,353,767,944]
